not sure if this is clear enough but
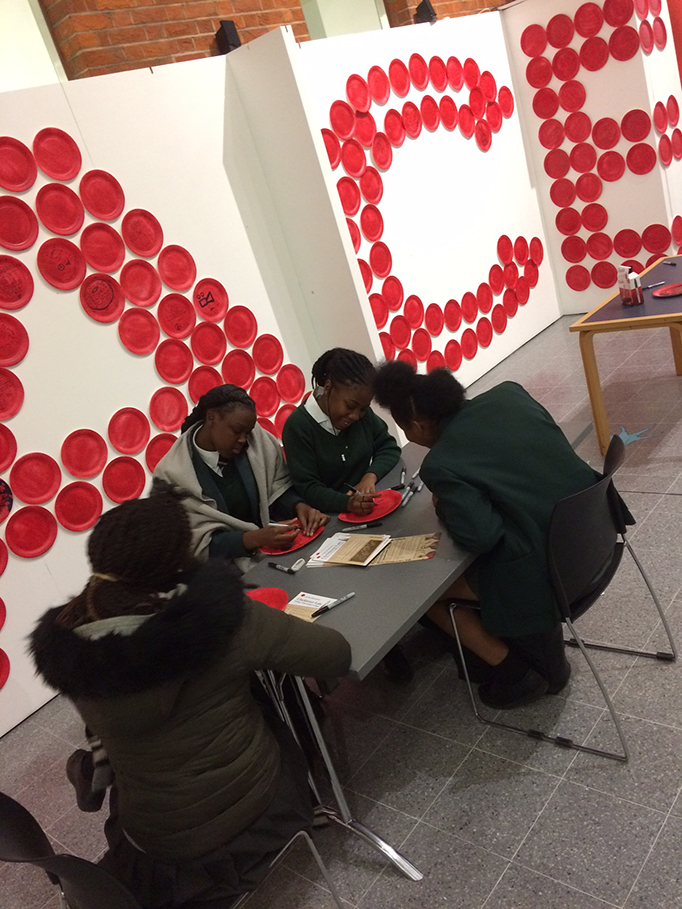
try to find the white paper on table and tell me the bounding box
[306,532,351,567]
[285,591,337,622]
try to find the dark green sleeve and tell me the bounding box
[270,486,304,521]
[367,409,401,480]
[282,412,350,513]
[423,462,504,554]
[208,529,252,560]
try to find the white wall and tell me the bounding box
[0,0,64,91]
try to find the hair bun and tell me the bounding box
[374,359,417,411]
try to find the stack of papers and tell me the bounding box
[307,532,391,567]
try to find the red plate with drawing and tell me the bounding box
[0,313,28,367]
[108,407,150,454]
[149,386,187,432]
[79,274,124,324]
[0,255,33,310]
[158,245,196,291]
[10,452,61,504]
[193,278,228,322]
[5,506,57,558]
[0,197,39,251]
[0,136,37,192]
[80,223,125,273]
[79,170,125,220]
[259,523,325,555]
[55,482,102,532]
[37,238,86,289]
[119,308,160,355]
[652,282,682,297]
[245,587,289,610]
[122,209,163,258]
[120,259,162,307]
[338,488,403,523]
[158,293,195,339]
[33,128,81,180]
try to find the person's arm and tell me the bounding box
[281,417,350,513]
[425,465,505,554]
[270,486,304,520]
[367,410,402,481]
[208,529,255,560]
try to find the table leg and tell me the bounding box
[669,324,682,375]
[293,676,423,882]
[579,330,610,456]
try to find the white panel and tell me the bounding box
[1,0,63,92]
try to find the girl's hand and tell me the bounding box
[243,524,298,551]
[347,490,377,516]
[295,503,329,536]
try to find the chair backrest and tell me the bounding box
[36,854,143,909]
[603,434,625,479]
[547,473,621,618]
[0,791,55,863]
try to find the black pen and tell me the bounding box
[268,561,296,575]
[664,261,677,266]
[642,280,665,290]
[347,521,383,531]
[311,592,355,618]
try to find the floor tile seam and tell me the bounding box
[353,859,395,909]
[478,861,513,909]
[562,767,680,815]
[504,773,563,864]
[406,743,476,826]
[387,710,489,750]
[415,816,516,863]
[468,740,573,783]
[504,858,624,908]
[342,784,423,825]
[620,801,676,908]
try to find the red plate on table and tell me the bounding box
[149,386,187,431]
[61,429,107,478]
[80,223,125,273]
[188,365,221,403]
[0,314,28,367]
[368,66,390,105]
[55,482,102,532]
[0,255,33,310]
[253,334,283,375]
[37,238,86,290]
[158,293,195,339]
[5,506,57,558]
[653,282,682,297]
[191,321,227,365]
[122,209,163,258]
[0,197,39,251]
[79,170,125,221]
[10,452,61,504]
[224,306,258,349]
[338,488,403,523]
[108,407,150,454]
[330,100,355,140]
[0,425,17,472]
[250,376,279,416]
[33,128,81,180]
[222,349,255,388]
[275,364,304,403]
[145,433,176,472]
[102,456,145,504]
[120,259,161,307]
[0,137,37,192]
[155,338,193,383]
[259,523,325,555]
[36,184,84,236]
[119,308,160,355]
[79,274,124,324]
[245,587,289,610]
[193,278,228,322]
[158,245,196,291]
[347,74,370,113]
[321,129,341,168]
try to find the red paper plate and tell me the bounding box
[547,13,574,47]
[389,59,410,97]
[0,255,33,311]
[389,315,410,349]
[0,313,28,367]
[402,102,422,139]
[55,482,102,532]
[621,109,651,141]
[634,0,648,17]
[513,238,529,265]
[0,197,39,251]
[582,203,608,232]
[425,303,444,335]
[321,128,341,168]
[592,118,621,149]
[80,223,125,273]
[79,273,124,323]
[0,424,16,472]
[477,282,493,314]
[429,56,448,92]
[372,133,393,170]
[529,237,544,264]
[368,66,390,105]
[0,539,6,575]
[358,260,372,293]
[566,264,591,291]
[553,48,580,81]
[659,134,673,166]
[37,238,86,290]
[275,403,296,438]
[10,452,61,504]
[521,24,547,57]
[224,306,258,349]
[650,0,662,13]
[498,86,514,118]
[444,339,462,370]
[604,0,635,26]
[382,276,403,311]
[359,167,383,204]
[654,101,668,134]
[122,209,163,258]
[158,293,195,339]
[193,278,229,322]
[337,177,361,216]
[61,429,107,478]
[188,365,221,403]
[586,232,613,259]
[497,235,514,265]
[491,304,507,334]
[570,143,597,173]
[259,523,325,555]
[252,334,284,375]
[640,19,654,52]
[653,282,682,297]
[276,363,305,403]
[370,293,388,329]
[556,208,582,235]
[562,237,586,263]
[330,100,355,140]
[384,109,406,147]
[33,127,81,181]
[409,53,429,90]
[354,111,377,148]
[102,456,146,504]
[149,387,188,432]
[479,70,496,102]
[35,183,84,236]
[576,173,602,202]
[538,119,565,149]
[245,587,289,610]
[591,261,618,288]
[653,16,667,49]
[475,120,492,152]
[120,259,161,307]
[580,36,609,70]
[421,96,441,131]
[489,264,504,295]
[504,262,519,289]
[575,2,605,37]
[108,407,150,455]
[347,73,370,113]
[525,261,540,287]
[461,328,478,359]
[476,318,493,348]
[79,170,125,221]
[0,137,37,192]
[360,205,383,242]
[667,95,679,127]
[426,351,446,372]
[614,229,642,257]
[5,506,57,557]
[626,143,657,174]
[516,277,530,305]
[158,245,196,292]
[412,328,431,361]
[369,242,391,278]
[444,299,462,332]
[155,338,193,383]
[119,308,160,356]
[610,25,640,60]
[191,321,227,365]
[673,216,682,246]
[487,101,503,132]
[250,376,279,416]
[145,433,176,471]
[559,81,587,114]
[338,488,402,523]
[642,223,671,253]
[0,597,5,630]
[466,58,482,91]
[597,151,625,181]
[469,87,485,120]
[341,138,366,178]
[533,88,559,119]
[347,218,361,253]
[404,295,424,329]
[526,56,553,89]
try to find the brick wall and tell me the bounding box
[38,0,311,79]
[383,0,501,28]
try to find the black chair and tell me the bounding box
[0,791,141,909]
[448,434,677,763]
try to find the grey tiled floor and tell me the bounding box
[2,316,682,908]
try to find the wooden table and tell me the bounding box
[570,256,682,455]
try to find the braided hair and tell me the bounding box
[56,484,194,630]
[311,348,376,391]
[374,360,466,426]
[181,384,255,434]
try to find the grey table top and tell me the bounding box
[242,443,473,680]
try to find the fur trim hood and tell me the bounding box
[29,560,244,700]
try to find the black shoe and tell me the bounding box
[66,749,106,812]
[382,645,414,683]
[478,666,549,709]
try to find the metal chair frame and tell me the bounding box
[448,435,676,763]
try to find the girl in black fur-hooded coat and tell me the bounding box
[29,487,351,908]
